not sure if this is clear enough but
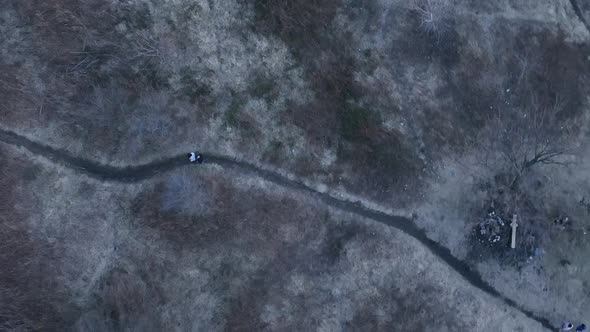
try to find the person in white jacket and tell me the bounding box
[188,152,203,164]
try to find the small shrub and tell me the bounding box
[254,0,341,50]
[160,173,211,216]
[224,96,256,135]
[263,140,284,163]
[179,68,212,104]
[249,74,275,99]
[225,97,241,128]
[340,106,369,141]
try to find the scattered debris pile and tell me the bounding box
[470,205,547,267]
[476,209,507,245]
[553,215,571,230]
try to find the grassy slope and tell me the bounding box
[1,0,590,328]
[0,145,543,331]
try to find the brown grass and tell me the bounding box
[0,148,71,330]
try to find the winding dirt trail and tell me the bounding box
[0,128,553,330]
[570,0,590,33]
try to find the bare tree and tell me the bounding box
[130,31,161,60]
[409,0,452,40]
[482,95,576,189]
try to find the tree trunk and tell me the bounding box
[509,174,521,190]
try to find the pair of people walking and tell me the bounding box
[188,152,203,163]
[563,323,586,331]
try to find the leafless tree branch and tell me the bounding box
[480,93,577,189]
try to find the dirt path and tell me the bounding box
[570,0,590,33]
[0,128,553,330]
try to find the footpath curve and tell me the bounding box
[570,0,590,33]
[0,128,552,330]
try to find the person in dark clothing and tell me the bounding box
[195,154,203,164]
